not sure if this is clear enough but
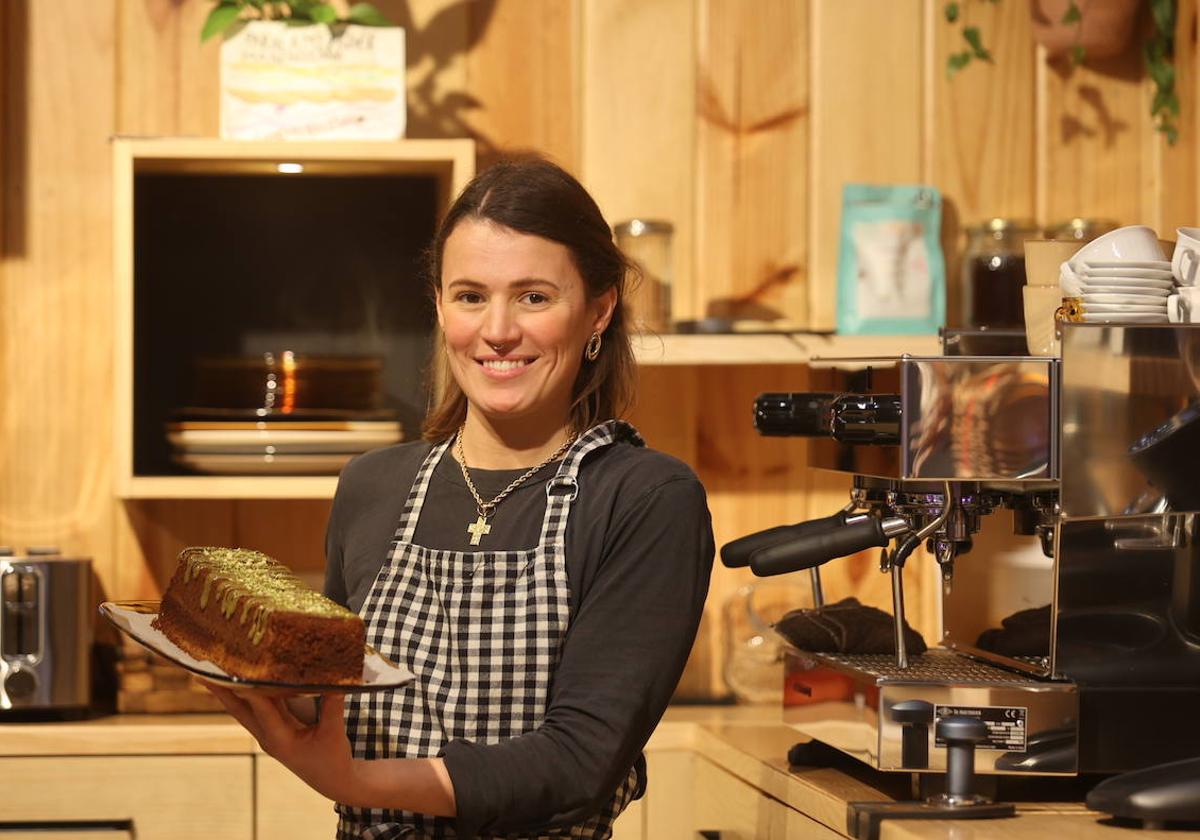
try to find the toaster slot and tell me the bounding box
[1,568,40,658]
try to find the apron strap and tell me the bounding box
[538,420,643,548]
[392,437,454,545]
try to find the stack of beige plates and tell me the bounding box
[169,352,402,475]
[168,416,403,475]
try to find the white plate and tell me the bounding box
[1081,260,1173,271]
[1079,285,1171,297]
[1081,306,1167,315]
[1080,267,1175,280]
[168,428,402,455]
[1080,313,1169,323]
[1076,277,1175,289]
[1080,294,1170,305]
[1080,282,1171,295]
[173,442,388,456]
[99,600,414,694]
[173,452,353,475]
[169,420,403,433]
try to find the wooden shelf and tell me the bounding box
[119,333,942,500]
[632,332,942,365]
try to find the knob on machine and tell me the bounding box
[842,715,1016,840]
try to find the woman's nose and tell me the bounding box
[480,301,520,347]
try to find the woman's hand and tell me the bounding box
[206,685,358,803]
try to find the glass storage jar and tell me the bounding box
[962,218,1041,329]
[613,219,674,333]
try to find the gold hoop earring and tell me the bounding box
[585,331,602,361]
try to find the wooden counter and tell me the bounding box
[0,706,1194,839]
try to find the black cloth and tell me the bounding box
[975,604,1051,658]
[774,597,927,655]
[324,437,714,838]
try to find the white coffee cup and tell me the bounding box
[1167,287,1200,323]
[1070,225,1166,269]
[1173,226,1200,286]
[1023,285,1061,356]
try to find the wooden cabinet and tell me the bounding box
[0,756,253,839]
[694,757,841,840]
[256,753,645,840]
[620,747,845,840]
[255,755,339,839]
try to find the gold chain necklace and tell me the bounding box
[454,425,576,545]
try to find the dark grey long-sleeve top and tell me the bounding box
[323,436,714,838]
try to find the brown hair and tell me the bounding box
[421,154,638,442]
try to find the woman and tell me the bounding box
[210,155,714,839]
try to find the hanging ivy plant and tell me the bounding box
[943,0,1180,145]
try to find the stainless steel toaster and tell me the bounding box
[0,548,92,713]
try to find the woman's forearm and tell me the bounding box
[343,756,457,816]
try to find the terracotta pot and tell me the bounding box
[1031,0,1141,60]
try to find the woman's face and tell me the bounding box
[436,219,615,431]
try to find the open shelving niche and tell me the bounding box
[112,139,936,500]
[113,138,475,501]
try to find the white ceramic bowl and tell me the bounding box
[1070,226,1166,268]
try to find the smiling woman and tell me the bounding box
[424,155,638,456]
[436,220,613,444]
[208,155,715,840]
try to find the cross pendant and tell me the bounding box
[467,514,492,546]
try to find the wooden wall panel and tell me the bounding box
[1158,0,1200,236]
[116,0,221,136]
[808,0,925,331]
[928,0,1038,324]
[0,1,117,588]
[462,0,579,169]
[694,0,809,325]
[1039,41,1156,226]
[580,0,697,320]
[694,367,810,696]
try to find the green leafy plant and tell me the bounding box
[201,1,393,42]
[1145,0,1180,144]
[943,0,1001,76]
[943,0,1180,145]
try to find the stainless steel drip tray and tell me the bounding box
[783,649,1079,775]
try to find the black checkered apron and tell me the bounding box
[337,421,643,839]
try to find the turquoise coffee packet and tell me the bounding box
[836,184,945,335]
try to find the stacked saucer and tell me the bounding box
[168,413,403,475]
[1059,226,1172,323]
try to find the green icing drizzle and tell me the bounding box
[178,546,356,645]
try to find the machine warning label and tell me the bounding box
[934,704,1027,752]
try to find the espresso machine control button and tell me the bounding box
[890,700,933,769]
[4,667,37,701]
[936,715,989,804]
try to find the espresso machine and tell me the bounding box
[723,324,1200,830]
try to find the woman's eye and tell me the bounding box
[456,291,484,304]
[522,292,550,305]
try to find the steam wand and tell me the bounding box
[884,481,954,669]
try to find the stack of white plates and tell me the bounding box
[1061,260,1173,323]
[167,418,403,475]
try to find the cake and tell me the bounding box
[154,546,365,684]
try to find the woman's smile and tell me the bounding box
[477,356,535,379]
